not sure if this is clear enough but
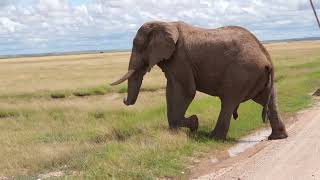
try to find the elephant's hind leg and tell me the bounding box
[211,100,238,140]
[211,67,248,139]
[166,79,198,132]
[253,88,288,140]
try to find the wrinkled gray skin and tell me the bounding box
[112,21,288,140]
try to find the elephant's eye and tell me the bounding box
[133,38,145,51]
[133,39,141,47]
[133,44,141,52]
[133,40,138,47]
[135,46,142,52]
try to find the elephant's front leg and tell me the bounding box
[166,79,198,131]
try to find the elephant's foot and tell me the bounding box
[187,115,199,132]
[210,129,227,140]
[168,115,199,132]
[268,128,288,140]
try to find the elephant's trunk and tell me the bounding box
[110,48,145,106]
[123,72,143,106]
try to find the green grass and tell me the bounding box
[1,43,320,179]
[51,91,71,99]
[0,109,20,118]
[0,84,164,101]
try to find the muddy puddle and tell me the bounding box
[228,128,271,157]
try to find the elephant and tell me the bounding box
[111,21,288,140]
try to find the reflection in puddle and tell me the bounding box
[228,129,271,157]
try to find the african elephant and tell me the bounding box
[111,21,288,140]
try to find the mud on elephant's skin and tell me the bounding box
[111,21,288,140]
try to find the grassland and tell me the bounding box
[1,41,320,179]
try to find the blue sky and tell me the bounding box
[0,0,320,55]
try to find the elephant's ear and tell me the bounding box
[147,23,179,71]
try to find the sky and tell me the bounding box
[0,0,320,55]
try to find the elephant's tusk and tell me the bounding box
[110,70,135,86]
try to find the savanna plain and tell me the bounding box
[1,41,320,179]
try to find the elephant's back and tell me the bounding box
[183,25,271,95]
[175,23,272,98]
[180,24,271,66]
[216,27,272,98]
[217,26,272,68]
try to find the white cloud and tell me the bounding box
[0,0,320,55]
[37,0,69,11]
[0,17,25,33]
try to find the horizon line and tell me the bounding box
[1,36,320,59]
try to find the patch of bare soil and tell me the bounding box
[37,171,65,179]
[37,170,82,180]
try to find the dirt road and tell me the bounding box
[196,103,320,180]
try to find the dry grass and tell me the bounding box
[0,52,165,96]
[1,41,320,179]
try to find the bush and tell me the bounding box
[51,92,67,99]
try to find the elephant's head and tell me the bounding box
[111,21,179,106]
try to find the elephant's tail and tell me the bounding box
[262,66,273,123]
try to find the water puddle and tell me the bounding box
[194,129,271,179]
[228,128,271,157]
